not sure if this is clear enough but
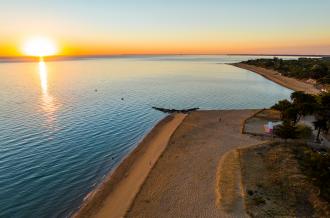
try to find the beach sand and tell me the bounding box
[232,63,320,95]
[126,110,262,217]
[73,113,186,218]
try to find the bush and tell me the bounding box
[274,122,298,140]
[296,124,313,139]
[252,195,266,205]
[271,99,292,114]
[294,146,330,202]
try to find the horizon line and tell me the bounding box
[0,53,329,63]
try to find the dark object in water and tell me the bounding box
[121,98,124,100]
[152,106,199,114]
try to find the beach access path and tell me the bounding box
[232,63,320,95]
[126,110,262,218]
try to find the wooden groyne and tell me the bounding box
[152,107,199,114]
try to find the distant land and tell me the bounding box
[228,53,329,57]
[0,54,329,63]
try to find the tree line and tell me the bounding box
[243,57,330,84]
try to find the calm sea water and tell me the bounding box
[0,55,294,218]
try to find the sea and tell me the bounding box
[0,55,295,217]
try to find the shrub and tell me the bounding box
[296,124,313,139]
[294,146,330,202]
[252,196,266,205]
[274,122,298,140]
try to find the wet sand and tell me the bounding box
[232,63,320,95]
[126,110,262,217]
[73,113,187,218]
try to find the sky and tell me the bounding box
[0,0,330,56]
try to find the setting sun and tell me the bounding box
[23,37,58,57]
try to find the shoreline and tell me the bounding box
[73,113,186,218]
[72,62,318,217]
[231,63,320,95]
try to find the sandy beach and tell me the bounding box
[232,63,320,95]
[126,110,262,217]
[73,113,186,218]
[74,110,264,218]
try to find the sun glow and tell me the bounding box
[23,37,58,57]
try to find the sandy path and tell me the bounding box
[216,150,246,215]
[126,110,262,218]
[74,113,186,218]
[232,63,320,95]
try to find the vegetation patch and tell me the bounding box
[272,91,330,142]
[243,57,330,84]
[239,143,330,217]
[292,144,330,202]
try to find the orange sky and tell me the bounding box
[0,0,329,56]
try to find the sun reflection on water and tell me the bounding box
[39,60,48,93]
[38,60,58,127]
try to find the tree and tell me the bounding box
[290,91,317,121]
[274,57,283,70]
[271,99,292,119]
[291,91,316,106]
[320,92,330,109]
[313,118,328,142]
[282,107,299,125]
[311,64,328,79]
[308,93,330,143]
